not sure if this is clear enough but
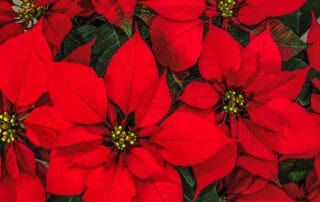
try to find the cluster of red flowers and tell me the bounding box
[0,0,319,201]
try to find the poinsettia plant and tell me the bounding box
[0,0,320,201]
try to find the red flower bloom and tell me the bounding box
[180,25,320,195]
[46,28,231,201]
[307,11,320,71]
[0,0,81,55]
[0,23,71,202]
[282,171,320,202]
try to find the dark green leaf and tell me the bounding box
[91,22,128,76]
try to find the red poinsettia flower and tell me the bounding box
[46,28,231,201]
[307,11,320,71]
[282,171,320,202]
[0,0,81,55]
[217,167,294,201]
[0,23,72,202]
[180,25,320,196]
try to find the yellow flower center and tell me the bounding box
[218,0,236,18]
[111,126,137,151]
[223,90,245,114]
[0,112,16,143]
[17,0,47,22]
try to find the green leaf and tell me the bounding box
[288,170,309,182]
[279,159,314,184]
[195,182,219,202]
[47,195,83,202]
[282,58,308,70]
[91,22,128,76]
[177,167,196,187]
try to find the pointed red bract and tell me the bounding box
[193,143,237,199]
[135,73,171,128]
[83,165,136,202]
[150,17,204,71]
[199,25,241,81]
[127,147,164,179]
[104,29,158,114]
[238,0,306,25]
[152,112,232,166]
[25,106,74,149]
[48,62,107,124]
[307,12,320,70]
[0,24,50,106]
[179,81,219,109]
[133,164,183,202]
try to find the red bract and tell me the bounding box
[180,25,320,196]
[150,16,204,71]
[206,0,306,27]
[217,167,294,201]
[0,0,81,55]
[91,0,137,35]
[282,171,320,202]
[0,23,70,202]
[46,29,232,201]
[307,12,320,71]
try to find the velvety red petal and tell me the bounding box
[48,62,107,124]
[152,112,232,166]
[104,28,158,114]
[133,164,182,202]
[261,98,320,154]
[193,143,237,199]
[24,106,74,149]
[83,165,135,202]
[16,172,45,202]
[0,23,50,106]
[150,17,203,71]
[46,153,90,195]
[0,169,16,201]
[63,37,96,66]
[92,0,135,30]
[199,24,241,82]
[248,67,309,101]
[238,119,276,161]
[52,126,102,148]
[237,155,278,182]
[127,147,164,179]
[245,29,281,73]
[312,93,320,113]
[308,12,320,70]
[14,142,36,174]
[281,183,301,199]
[140,0,206,21]
[238,184,294,202]
[135,72,171,128]
[238,0,306,25]
[43,14,72,56]
[179,81,219,109]
[0,23,23,45]
[5,144,19,180]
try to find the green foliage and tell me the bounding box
[91,22,128,76]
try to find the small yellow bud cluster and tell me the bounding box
[223,90,245,114]
[218,0,236,18]
[0,112,16,143]
[111,126,136,151]
[219,196,228,202]
[18,0,47,21]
